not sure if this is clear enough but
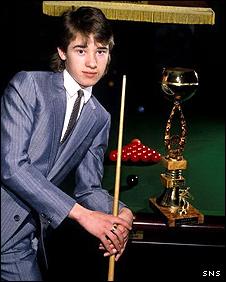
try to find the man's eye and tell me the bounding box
[77,49,85,55]
[97,50,107,55]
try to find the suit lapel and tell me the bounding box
[47,99,97,181]
[47,72,66,172]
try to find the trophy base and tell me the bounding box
[149,197,204,227]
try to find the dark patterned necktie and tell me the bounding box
[61,89,84,143]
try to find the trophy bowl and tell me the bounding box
[161,67,199,102]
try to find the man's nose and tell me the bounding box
[86,53,97,68]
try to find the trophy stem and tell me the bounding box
[164,101,187,160]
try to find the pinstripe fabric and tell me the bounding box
[1,215,42,281]
[1,71,127,280]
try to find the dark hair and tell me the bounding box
[50,6,114,72]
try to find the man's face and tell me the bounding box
[58,33,110,88]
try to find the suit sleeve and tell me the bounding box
[73,113,127,214]
[1,72,76,229]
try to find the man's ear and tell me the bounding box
[57,47,67,60]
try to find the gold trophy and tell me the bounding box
[150,67,204,227]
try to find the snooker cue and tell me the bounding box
[108,75,127,281]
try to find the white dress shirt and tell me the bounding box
[60,70,92,141]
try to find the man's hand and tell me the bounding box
[68,204,132,256]
[98,207,134,260]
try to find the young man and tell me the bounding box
[1,7,133,281]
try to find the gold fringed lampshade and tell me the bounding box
[42,1,215,25]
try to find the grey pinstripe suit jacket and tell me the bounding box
[1,71,125,250]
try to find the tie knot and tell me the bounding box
[77,89,84,98]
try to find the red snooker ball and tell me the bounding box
[109,150,117,161]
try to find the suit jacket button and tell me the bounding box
[41,213,46,218]
[14,215,20,221]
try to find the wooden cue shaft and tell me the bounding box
[108,75,127,281]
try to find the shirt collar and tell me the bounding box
[63,69,92,103]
